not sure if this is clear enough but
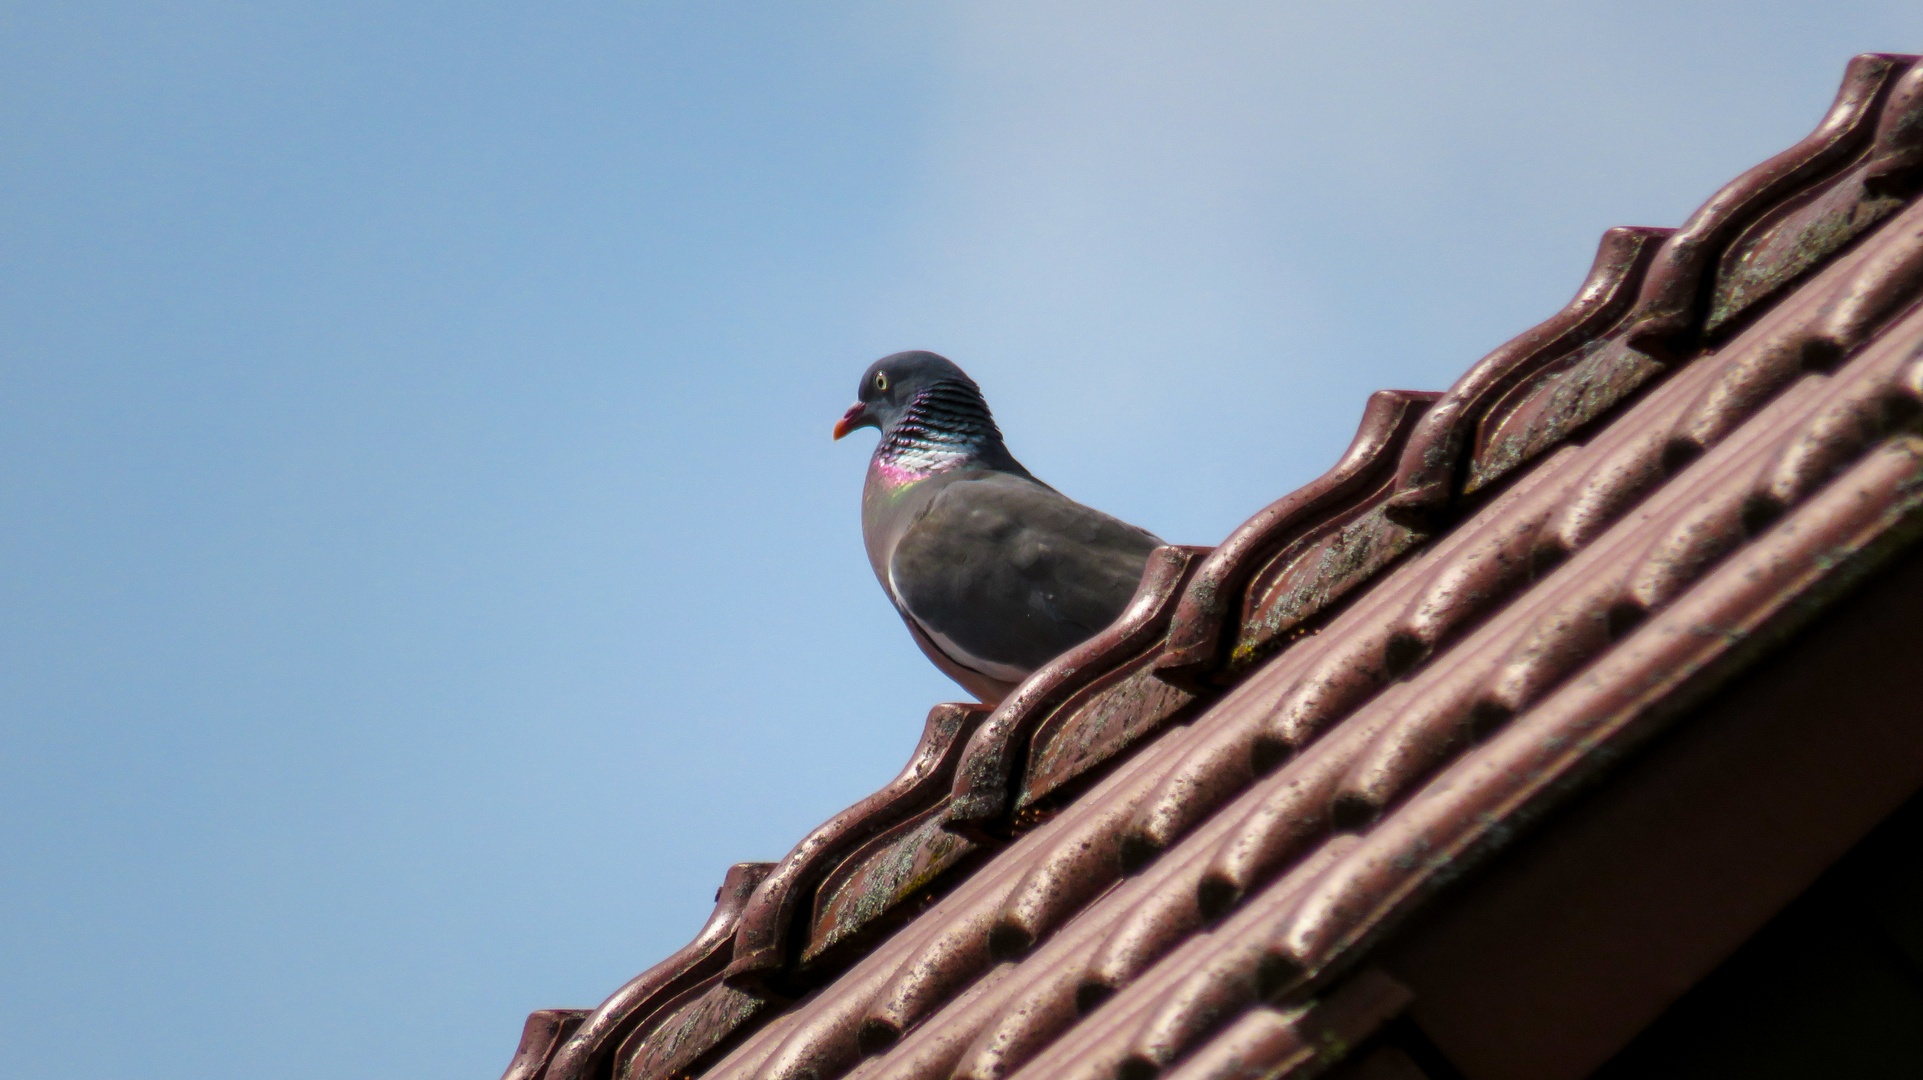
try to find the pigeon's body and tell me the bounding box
[835,351,1162,703]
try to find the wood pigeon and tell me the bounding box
[834,351,1163,704]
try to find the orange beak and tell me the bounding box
[832,402,868,441]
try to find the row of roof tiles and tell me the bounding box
[501,52,1923,1080]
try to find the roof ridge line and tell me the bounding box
[497,51,1923,1080]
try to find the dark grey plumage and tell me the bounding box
[833,351,1162,703]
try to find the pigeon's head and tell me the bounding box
[832,350,986,442]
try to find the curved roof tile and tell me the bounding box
[499,52,1923,1080]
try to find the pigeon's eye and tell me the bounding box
[874,372,889,392]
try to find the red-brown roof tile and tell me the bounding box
[508,52,1923,1080]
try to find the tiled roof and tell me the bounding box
[501,53,1923,1080]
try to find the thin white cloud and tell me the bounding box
[851,1,1922,537]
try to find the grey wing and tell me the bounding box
[889,473,1162,677]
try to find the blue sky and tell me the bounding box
[3,4,1919,1078]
